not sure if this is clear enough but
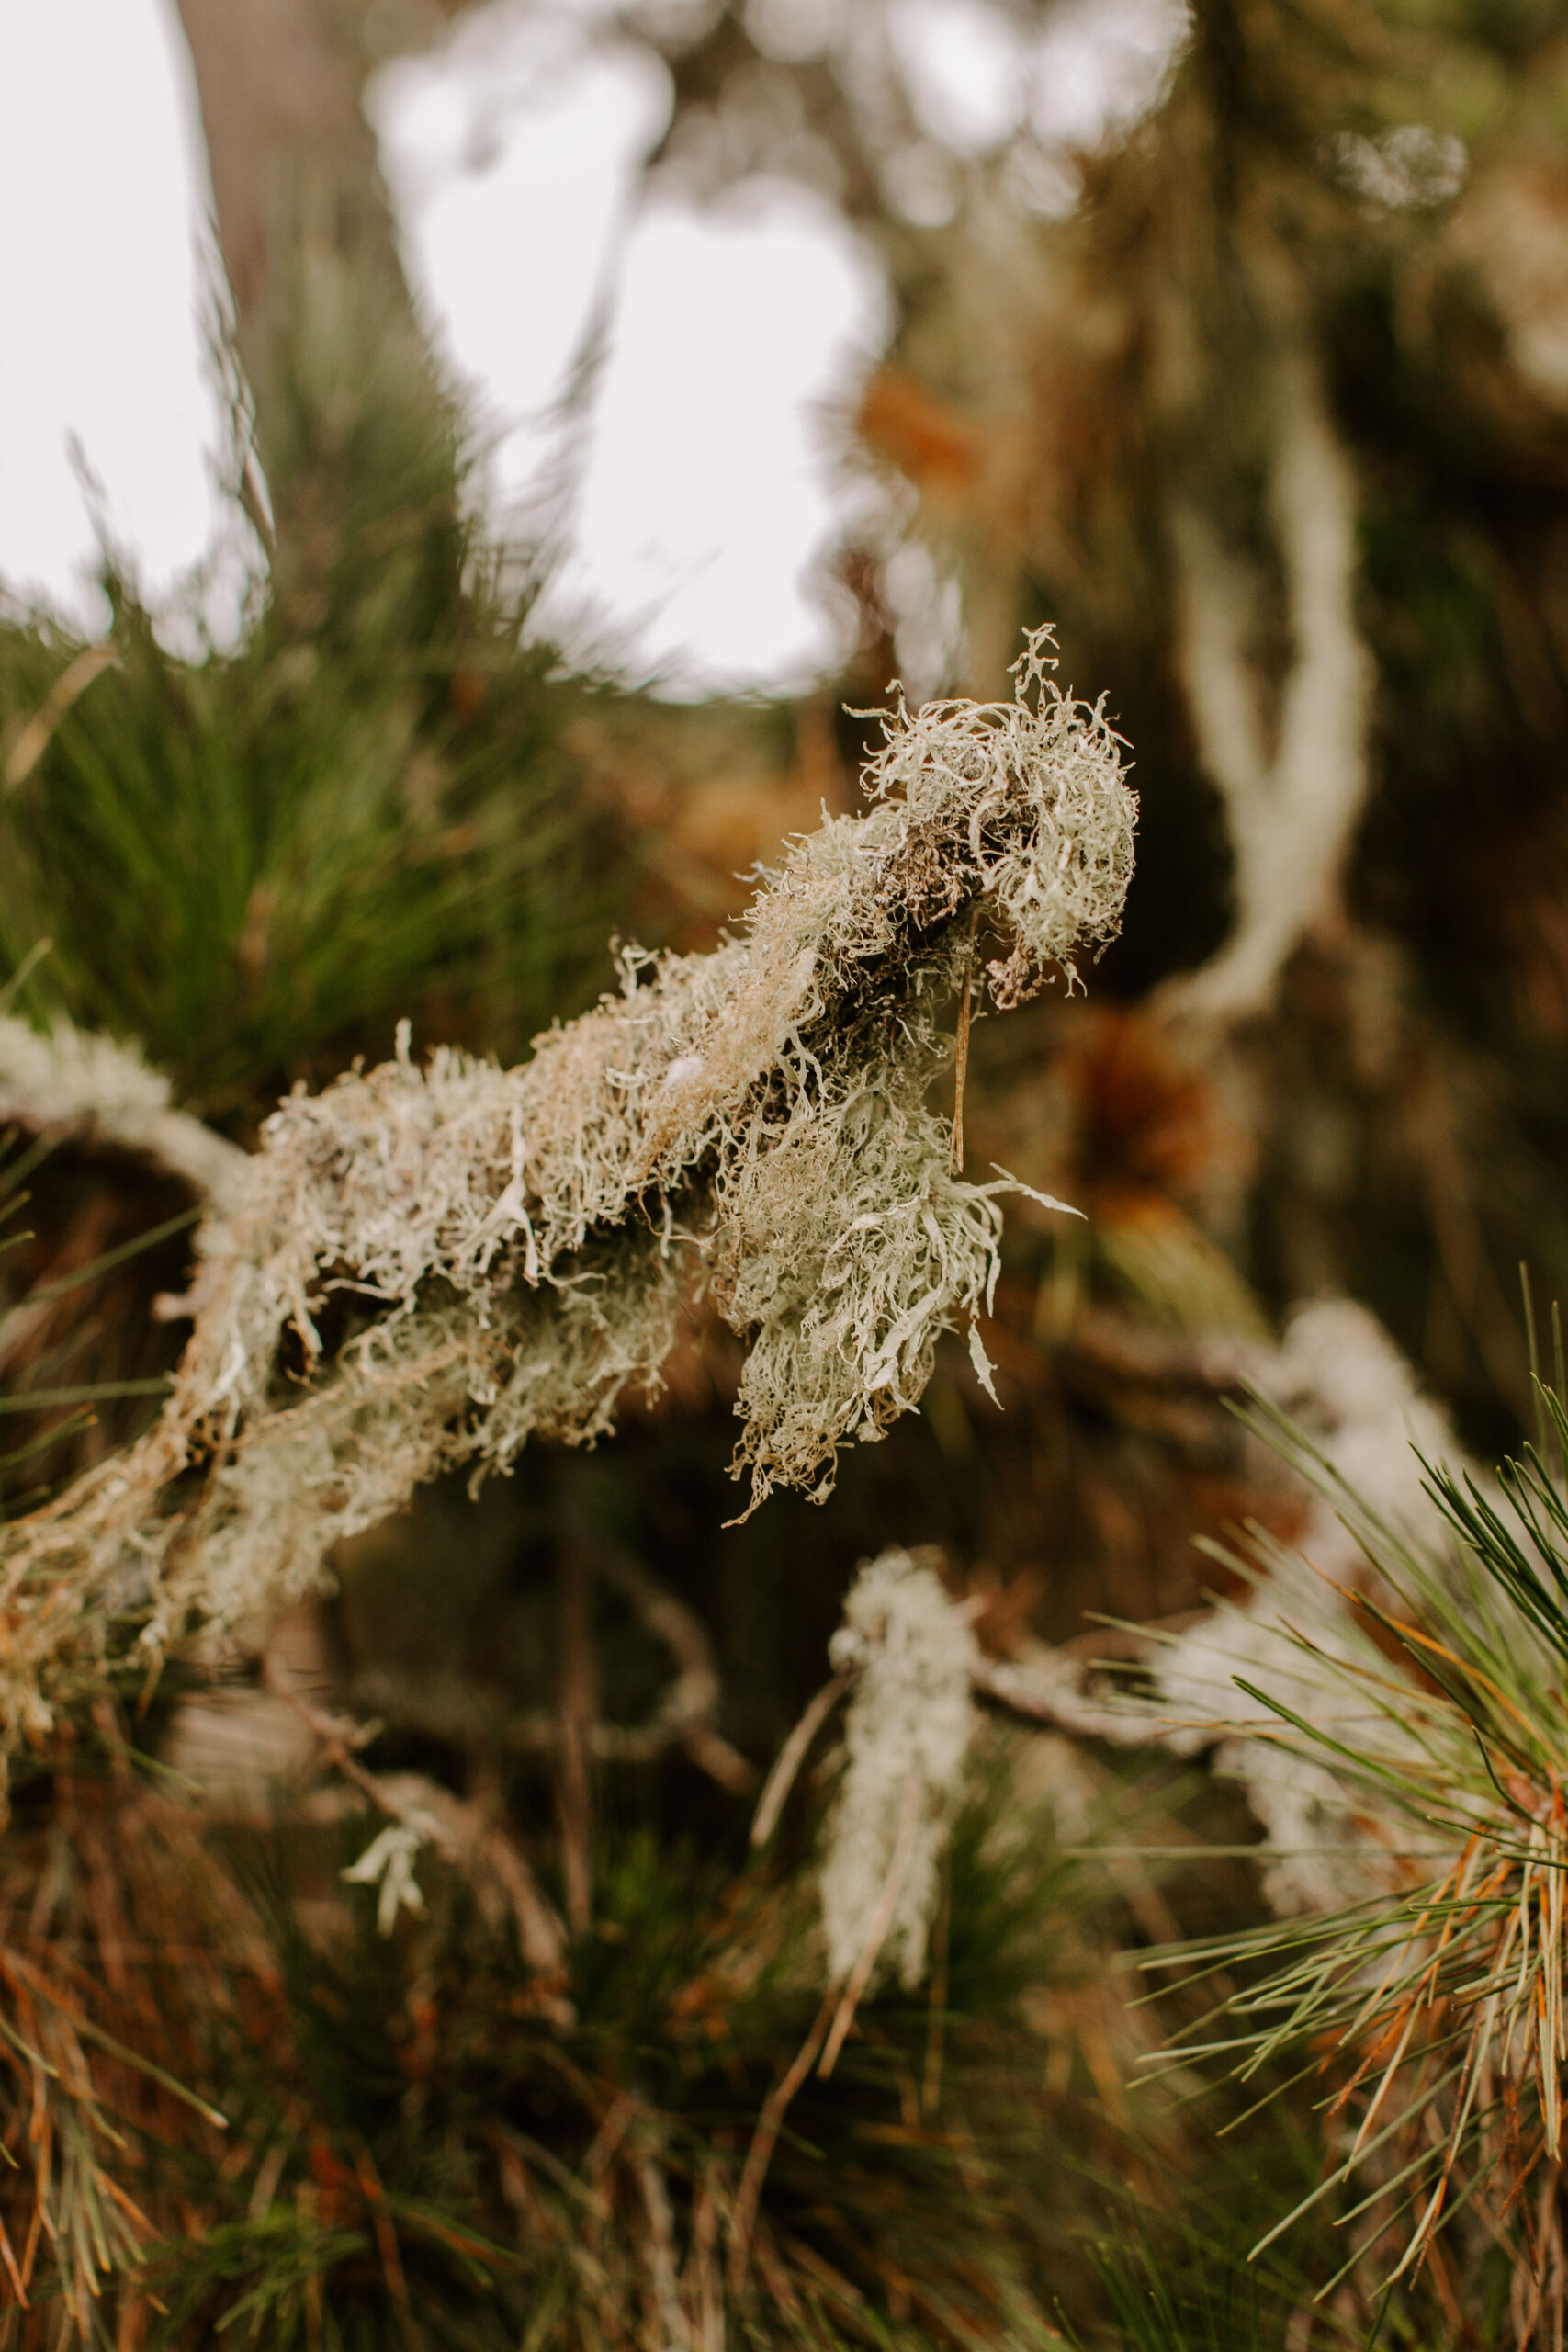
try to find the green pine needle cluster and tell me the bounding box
[1140,1346,1568,2331]
[0,243,621,1121]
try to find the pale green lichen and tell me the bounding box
[0,631,1134,1770]
[819,1547,978,1990]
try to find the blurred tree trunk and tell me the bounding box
[171,0,468,647]
[173,0,413,357]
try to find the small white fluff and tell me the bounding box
[818,1548,978,1989]
[342,1816,435,1937]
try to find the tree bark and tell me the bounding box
[173,0,406,339]
[169,0,467,638]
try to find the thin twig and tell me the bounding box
[949,907,978,1177]
[750,1673,852,1848]
[263,1665,569,1983]
[728,1984,838,2295]
[557,1544,595,1939]
[922,1864,951,2120]
[597,1547,757,1792]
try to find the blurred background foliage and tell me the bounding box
[0,243,617,1118]
[5,0,1568,2339]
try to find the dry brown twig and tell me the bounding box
[340,1544,755,1795]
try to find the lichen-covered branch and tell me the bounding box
[0,632,1134,1791]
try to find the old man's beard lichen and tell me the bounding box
[0,629,1135,1775]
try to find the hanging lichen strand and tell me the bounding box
[0,632,1134,1762]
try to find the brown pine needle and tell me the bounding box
[354,2142,417,2348]
[557,1545,596,1939]
[727,1984,839,2295]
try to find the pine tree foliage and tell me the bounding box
[0,238,617,1120]
[1138,1354,1568,2333]
[0,1717,1169,2348]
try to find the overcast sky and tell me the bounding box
[0,0,890,692]
[368,13,890,691]
[0,0,1181,694]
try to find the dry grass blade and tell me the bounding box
[727,1985,839,2296]
[750,1674,851,1849]
[3,645,118,795]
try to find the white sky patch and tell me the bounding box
[367,17,671,514]
[885,0,1186,164]
[373,10,889,695]
[889,0,1029,157]
[745,0,840,64]
[0,0,232,639]
[540,178,888,694]
[1030,0,1189,152]
[0,0,1181,694]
